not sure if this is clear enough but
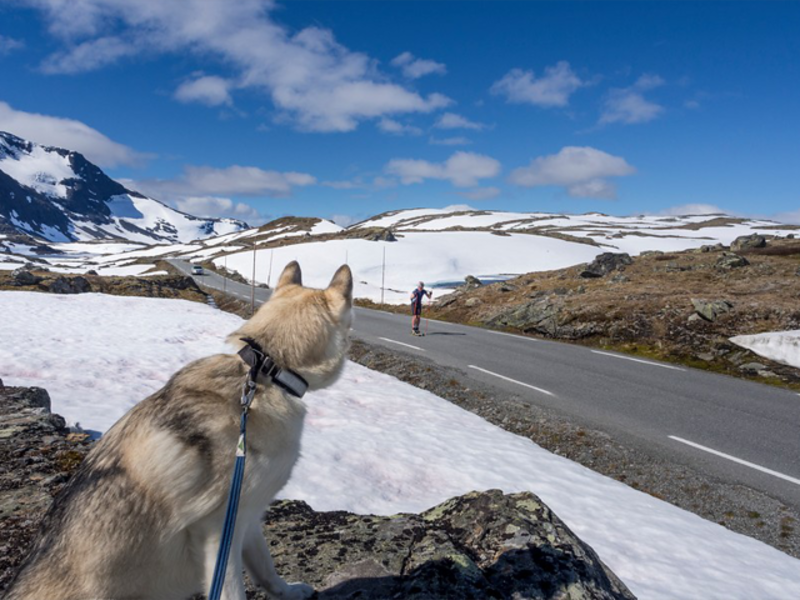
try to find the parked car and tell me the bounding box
[191,265,204,275]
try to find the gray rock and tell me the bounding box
[464,297,482,307]
[11,267,43,286]
[639,250,664,257]
[731,234,766,251]
[696,353,715,362]
[691,298,733,322]
[739,362,768,373]
[580,253,633,278]
[491,298,561,336]
[787,234,795,240]
[49,276,91,294]
[366,229,397,242]
[464,274,483,288]
[260,490,636,600]
[687,314,704,324]
[716,252,749,270]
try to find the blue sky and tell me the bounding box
[1,1,798,226]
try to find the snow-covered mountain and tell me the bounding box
[0,131,248,243]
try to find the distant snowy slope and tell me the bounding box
[0,131,248,243]
[211,209,796,303]
[2,290,800,600]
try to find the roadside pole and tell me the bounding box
[380,246,385,307]
[223,255,227,294]
[267,249,274,288]
[251,242,257,316]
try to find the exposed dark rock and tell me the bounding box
[731,234,766,251]
[464,274,483,288]
[10,267,42,286]
[580,253,632,279]
[690,299,734,322]
[0,386,93,591]
[48,275,91,294]
[715,252,750,270]
[368,229,397,242]
[258,490,635,600]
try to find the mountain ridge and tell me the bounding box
[0,131,248,244]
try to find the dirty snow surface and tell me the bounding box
[2,291,800,600]
[731,330,800,370]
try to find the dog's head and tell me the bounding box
[229,261,353,391]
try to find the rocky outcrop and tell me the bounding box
[258,490,635,599]
[0,270,207,301]
[715,252,750,270]
[0,383,93,590]
[48,275,91,294]
[731,234,766,251]
[1,383,634,599]
[580,253,632,279]
[488,296,598,340]
[690,299,734,322]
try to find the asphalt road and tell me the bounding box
[169,259,800,511]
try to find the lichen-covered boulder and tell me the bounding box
[256,490,636,599]
[580,253,632,279]
[731,234,766,251]
[690,298,734,322]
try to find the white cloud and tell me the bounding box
[774,209,800,225]
[174,75,233,107]
[491,61,584,107]
[25,0,453,132]
[0,101,146,167]
[385,151,501,188]
[0,35,24,55]
[457,187,501,201]
[391,51,446,79]
[377,117,422,136]
[433,112,486,131]
[429,136,471,146]
[174,196,261,221]
[130,164,316,200]
[655,203,727,217]
[509,146,635,199]
[330,213,356,227]
[600,74,665,125]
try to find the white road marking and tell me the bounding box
[468,365,554,397]
[591,350,685,371]
[378,337,425,351]
[669,436,800,486]
[487,330,538,341]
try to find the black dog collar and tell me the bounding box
[237,337,309,399]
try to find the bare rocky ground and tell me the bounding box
[0,261,208,302]
[347,339,800,561]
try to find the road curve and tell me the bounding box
[169,259,800,511]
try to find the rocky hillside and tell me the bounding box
[0,131,247,243]
[0,262,208,302]
[429,234,800,389]
[0,382,634,599]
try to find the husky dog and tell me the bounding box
[6,261,353,600]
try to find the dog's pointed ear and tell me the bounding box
[276,261,302,290]
[327,264,353,307]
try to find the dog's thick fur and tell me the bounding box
[6,262,353,600]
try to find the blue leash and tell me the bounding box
[208,379,256,600]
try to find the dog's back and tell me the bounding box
[6,262,352,600]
